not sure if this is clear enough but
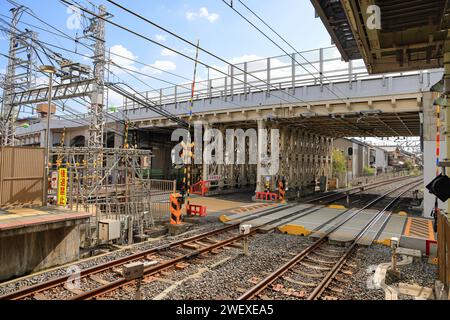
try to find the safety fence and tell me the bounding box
[0,146,44,208]
[115,46,433,112]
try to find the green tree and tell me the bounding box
[404,159,414,172]
[363,165,375,176]
[332,149,346,177]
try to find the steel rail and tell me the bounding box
[0,175,416,300]
[303,174,411,204]
[71,228,260,300]
[0,224,237,300]
[307,180,423,300]
[238,177,422,300]
[70,176,418,300]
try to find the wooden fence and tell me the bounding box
[438,211,450,292]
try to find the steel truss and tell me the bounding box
[1,6,36,146]
[199,122,332,195]
[48,147,176,244]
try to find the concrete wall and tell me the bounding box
[0,225,81,281]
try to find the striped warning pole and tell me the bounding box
[436,97,441,177]
[185,40,200,215]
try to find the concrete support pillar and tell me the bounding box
[289,128,296,188]
[202,122,210,182]
[217,124,225,189]
[256,119,265,192]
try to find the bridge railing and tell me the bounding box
[116,46,433,113]
[52,46,439,123]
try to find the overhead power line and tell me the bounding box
[222,0,350,104]
[62,0,315,109]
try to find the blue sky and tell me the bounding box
[0,0,334,113]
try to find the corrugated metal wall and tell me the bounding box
[0,147,44,207]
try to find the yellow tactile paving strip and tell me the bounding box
[404,217,435,241]
[0,208,49,220]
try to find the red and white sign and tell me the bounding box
[51,171,58,189]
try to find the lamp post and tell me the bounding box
[40,65,57,206]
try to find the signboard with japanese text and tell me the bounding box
[57,168,67,206]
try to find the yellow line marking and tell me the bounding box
[328,204,346,210]
[219,215,231,223]
[374,239,392,247]
[278,224,311,236]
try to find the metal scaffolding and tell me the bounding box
[0,6,36,146]
[49,147,174,243]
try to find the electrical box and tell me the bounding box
[36,103,56,115]
[240,224,251,235]
[98,219,121,241]
[123,262,144,280]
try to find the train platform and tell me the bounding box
[0,206,91,281]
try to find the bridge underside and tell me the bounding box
[135,107,417,196]
[195,111,421,138]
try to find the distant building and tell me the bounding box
[334,138,389,182]
[379,146,420,170]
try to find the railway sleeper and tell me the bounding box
[299,261,331,271]
[305,256,339,265]
[291,268,323,278]
[89,274,111,286]
[282,276,317,287]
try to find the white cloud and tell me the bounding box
[155,34,166,42]
[35,75,50,87]
[107,89,124,108]
[186,7,219,23]
[161,48,176,57]
[142,60,176,74]
[109,44,138,74]
[209,54,263,78]
[228,54,263,65]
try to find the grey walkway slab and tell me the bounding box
[373,214,407,245]
[236,204,314,228]
[277,207,349,235]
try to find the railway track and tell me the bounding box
[238,178,422,300]
[0,175,418,300]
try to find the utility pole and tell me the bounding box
[1,6,35,146]
[88,4,106,149]
[82,4,108,244]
